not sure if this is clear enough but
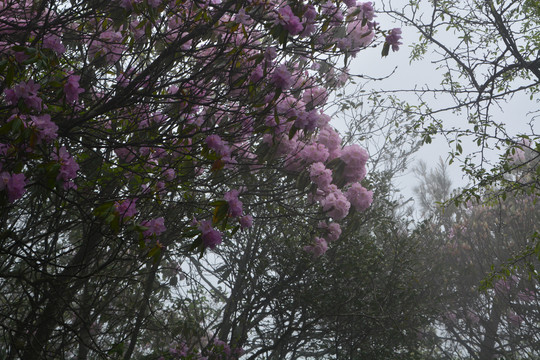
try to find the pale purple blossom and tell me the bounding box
[304,237,328,257]
[345,19,374,55]
[64,74,85,103]
[385,28,402,51]
[88,30,125,64]
[322,187,350,220]
[302,87,328,107]
[309,162,333,190]
[115,147,136,163]
[277,5,303,35]
[304,4,317,21]
[272,65,294,90]
[346,182,373,211]
[507,310,523,327]
[199,220,222,248]
[142,217,166,237]
[43,34,66,54]
[466,310,480,324]
[326,222,342,241]
[205,135,231,157]
[224,189,243,217]
[0,172,26,202]
[4,80,42,110]
[239,214,253,228]
[300,143,330,164]
[518,289,535,302]
[339,144,368,183]
[30,114,58,143]
[114,198,138,218]
[317,126,342,159]
[359,2,375,21]
[52,146,80,184]
[163,168,176,181]
[250,66,263,82]
[235,8,252,25]
[264,46,278,62]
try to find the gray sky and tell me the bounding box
[342,5,537,205]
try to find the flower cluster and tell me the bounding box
[0,0,398,255]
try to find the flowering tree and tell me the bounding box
[0,0,402,358]
[205,184,435,359]
[137,144,435,359]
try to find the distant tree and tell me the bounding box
[414,160,540,359]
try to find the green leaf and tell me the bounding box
[288,125,298,140]
[381,42,390,57]
[5,63,15,88]
[279,28,288,47]
[213,202,229,224]
[94,202,115,217]
[189,236,203,252]
[147,245,161,260]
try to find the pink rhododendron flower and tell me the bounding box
[115,147,136,163]
[264,46,278,63]
[309,162,333,190]
[302,87,328,107]
[43,34,66,54]
[295,110,327,130]
[507,310,523,327]
[317,125,342,159]
[272,65,293,90]
[0,172,26,202]
[114,198,138,218]
[52,147,80,184]
[345,19,374,55]
[304,237,328,257]
[325,222,342,241]
[199,220,222,249]
[163,168,176,181]
[239,214,253,228]
[466,310,480,324]
[88,30,125,64]
[117,68,136,88]
[205,135,231,157]
[304,4,317,21]
[224,189,243,217]
[4,80,42,110]
[277,5,303,35]
[510,147,526,164]
[359,2,376,20]
[339,144,368,183]
[444,311,457,324]
[299,143,329,164]
[142,217,166,237]
[234,8,252,25]
[322,187,350,220]
[30,114,58,143]
[518,289,535,302]
[346,182,373,211]
[385,28,403,52]
[129,20,145,40]
[64,74,85,104]
[250,66,263,82]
